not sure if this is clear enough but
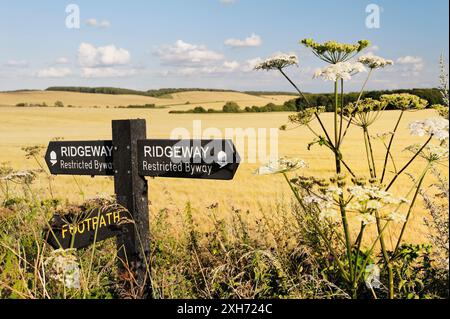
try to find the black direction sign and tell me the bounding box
[137,139,240,180]
[45,141,114,176]
[45,207,131,250]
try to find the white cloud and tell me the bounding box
[396,56,423,64]
[170,60,240,76]
[224,33,262,48]
[55,57,69,64]
[81,67,136,78]
[78,43,131,67]
[220,0,237,4]
[155,40,224,66]
[86,18,111,28]
[242,57,263,72]
[222,60,240,71]
[4,60,29,68]
[396,56,424,77]
[37,67,72,78]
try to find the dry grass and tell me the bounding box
[0,90,294,110]
[0,93,447,247]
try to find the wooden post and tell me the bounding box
[112,119,150,297]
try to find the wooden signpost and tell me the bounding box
[44,119,240,291]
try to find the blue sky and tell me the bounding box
[0,0,448,92]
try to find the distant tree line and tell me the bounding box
[170,88,444,114]
[169,101,298,114]
[294,88,443,111]
[45,87,443,112]
[16,101,64,108]
[46,87,239,98]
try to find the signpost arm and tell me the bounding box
[112,119,151,297]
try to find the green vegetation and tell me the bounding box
[46,87,239,98]
[15,102,48,107]
[169,89,443,115]
[44,87,443,108]
[0,150,447,299]
[117,103,165,109]
[169,100,301,114]
[295,88,443,111]
[54,101,64,108]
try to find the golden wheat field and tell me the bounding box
[0,91,446,247]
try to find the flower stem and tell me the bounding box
[386,135,433,191]
[380,110,405,183]
[392,164,430,257]
[352,223,366,278]
[338,78,345,146]
[279,68,312,109]
[334,80,341,174]
[339,198,353,282]
[363,127,375,178]
[355,222,390,284]
[283,173,350,282]
[374,210,394,298]
[365,127,377,178]
[340,69,373,146]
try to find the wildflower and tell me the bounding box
[387,212,407,223]
[319,208,340,222]
[303,194,324,205]
[367,200,382,210]
[255,157,307,175]
[342,98,387,127]
[358,54,394,69]
[22,145,44,159]
[399,197,411,204]
[405,143,449,163]
[373,132,394,142]
[288,106,326,126]
[348,185,370,201]
[301,38,370,64]
[381,93,428,111]
[357,213,377,225]
[313,62,366,82]
[432,104,449,120]
[0,170,39,184]
[326,186,343,197]
[409,117,449,141]
[351,176,367,186]
[44,249,80,289]
[365,264,381,289]
[254,53,298,71]
[347,185,402,212]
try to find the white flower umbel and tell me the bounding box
[357,213,377,225]
[387,212,407,223]
[347,185,404,212]
[405,143,449,163]
[44,249,81,289]
[319,208,340,222]
[409,117,449,141]
[255,157,307,175]
[254,54,299,71]
[313,62,366,82]
[358,54,394,69]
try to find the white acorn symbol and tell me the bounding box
[50,151,57,166]
[217,151,228,168]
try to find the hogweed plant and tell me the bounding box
[255,39,449,299]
